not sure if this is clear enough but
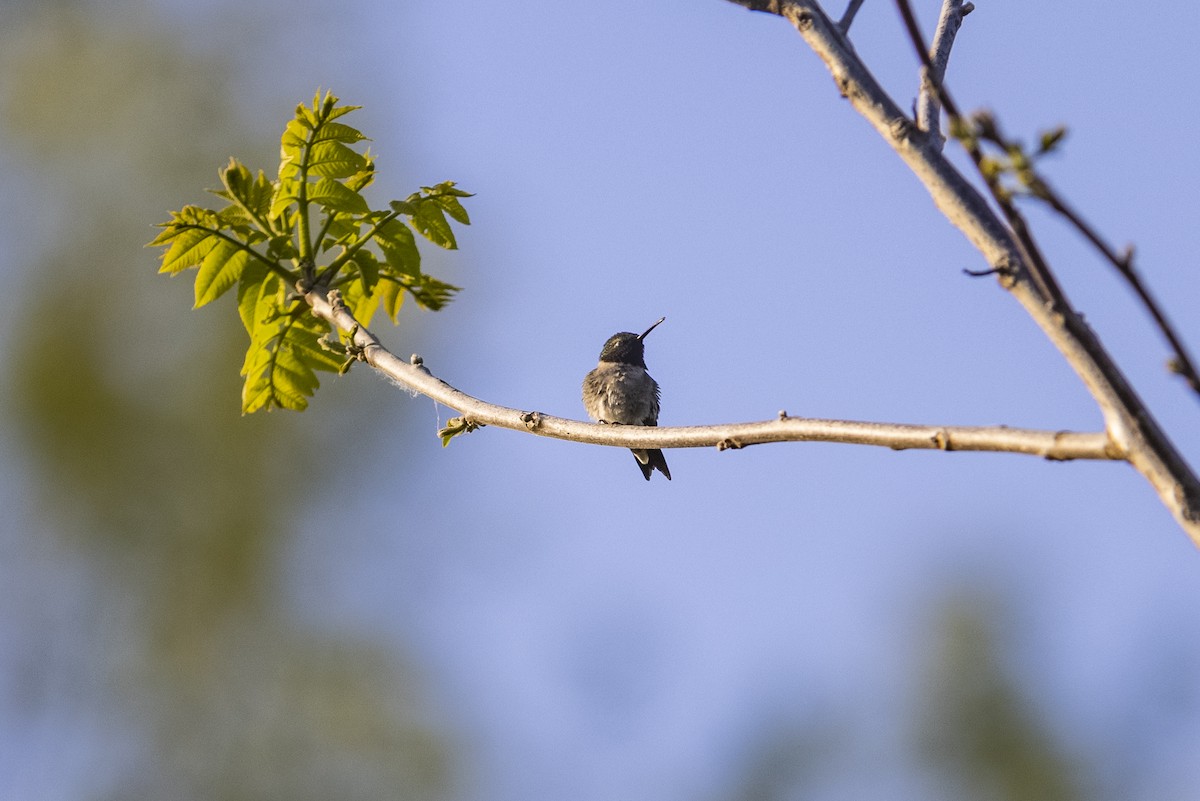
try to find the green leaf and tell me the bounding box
[374,218,421,276]
[241,309,342,413]
[241,271,286,342]
[298,103,319,130]
[979,156,1003,181]
[401,273,460,311]
[379,277,404,323]
[194,238,254,308]
[438,416,484,447]
[312,122,367,144]
[158,225,219,274]
[323,104,361,123]
[236,262,270,334]
[218,158,275,224]
[323,215,362,246]
[410,200,456,249]
[147,220,185,248]
[1037,126,1068,154]
[388,199,416,216]
[279,120,309,181]
[266,234,297,261]
[308,140,367,178]
[269,177,300,220]
[308,177,369,214]
[350,249,381,292]
[346,159,376,193]
[341,274,380,327]
[430,194,470,225]
[424,180,473,198]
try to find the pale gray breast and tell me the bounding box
[582,363,661,425]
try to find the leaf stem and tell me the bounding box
[317,209,402,285]
[173,224,297,284]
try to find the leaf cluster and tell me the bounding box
[950,111,1067,203]
[149,91,471,413]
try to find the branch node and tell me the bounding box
[717,438,745,451]
[520,411,544,431]
[409,353,424,367]
[889,116,916,143]
[1118,243,1135,270]
[1042,430,1073,462]
[337,325,367,374]
[836,74,853,99]
[778,409,789,420]
[838,0,866,34]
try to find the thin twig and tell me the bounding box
[1031,180,1200,396]
[725,0,1200,542]
[838,0,866,32]
[304,286,1116,461]
[916,0,974,142]
[893,0,1071,313]
[901,4,1197,396]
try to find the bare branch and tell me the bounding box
[305,286,1115,461]
[916,0,974,142]
[892,2,1071,312]
[1028,179,1200,397]
[724,0,1200,542]
[838,0,866,32]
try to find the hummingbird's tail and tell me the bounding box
[632,448,671,481]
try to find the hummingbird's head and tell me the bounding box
[598,317,665,365]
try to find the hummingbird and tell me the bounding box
[582,317,671,481]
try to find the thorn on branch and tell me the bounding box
[962,265,1010,278]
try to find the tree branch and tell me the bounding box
[725,0,1200,543]
[838,0,866,32]
[305,286,1115,461]
[916,0,974,142]
[1027,178,1200,397]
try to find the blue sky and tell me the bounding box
[4,1,1200,800]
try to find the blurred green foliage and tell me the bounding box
[0,5,453,800]
[918,595,1087,801]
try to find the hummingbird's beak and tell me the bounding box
[638,317,666,340]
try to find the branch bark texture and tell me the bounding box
[724,0,1200,543]
[306,287,1114,461]
[916,0,974,140]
